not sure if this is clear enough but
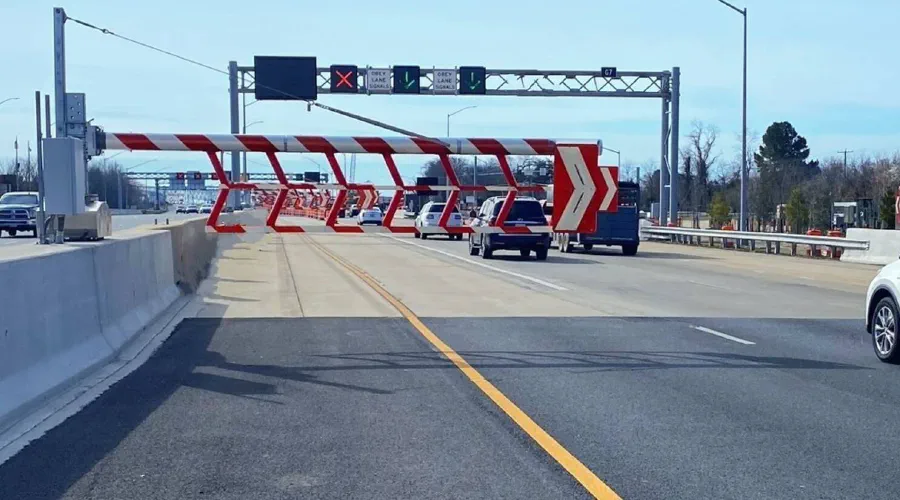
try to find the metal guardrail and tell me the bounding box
[641,226,870,251]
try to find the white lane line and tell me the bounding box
[382,235,569,291]
[691,325,756,345]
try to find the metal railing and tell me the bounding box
[641,226,869,254]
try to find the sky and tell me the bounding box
[1,0,898,188]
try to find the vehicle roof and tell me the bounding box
[484,196,538,202]
[1,191,39,196]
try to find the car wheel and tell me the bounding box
[582,243,593,252]
[8,230,16,237]
[481,238,493,259]
[421,233,428,240]
[873,297,900,363]
[622,244,638,256]
[519,249,530,258]
[32,229,38,237]
[468,236,479,256]
[535,248,548,261]
[414,232,421,238]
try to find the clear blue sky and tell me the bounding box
[1,0,898,186]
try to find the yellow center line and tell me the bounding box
[305,235,621,500]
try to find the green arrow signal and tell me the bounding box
[404,71,415,89]
[468,71,482,90]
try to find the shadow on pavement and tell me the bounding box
[590,248,714,260]
[485,254,599,265]
[311,349,870,372]
[0,317,222,500]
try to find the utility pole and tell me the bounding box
[838,149,853,169]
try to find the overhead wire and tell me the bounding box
[64,13,447,145]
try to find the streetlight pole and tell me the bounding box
[0,97,19,108]
[603,147,621,166]
[447,106,477,203]
[716,0,748,231]
[120,159,158,209]
[446,105,477,137]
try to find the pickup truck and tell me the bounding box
[550,181,641,256]
[0,191,39,237]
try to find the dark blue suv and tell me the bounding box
[468,196,551,260]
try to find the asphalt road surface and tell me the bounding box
[0,213,202,247]
[1,231,893,500]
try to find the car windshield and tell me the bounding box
[491,199,544,219]
[427,203,459,213]
[0,194,38,205]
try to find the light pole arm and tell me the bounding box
[716,0,745,15]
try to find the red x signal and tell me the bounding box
[330,65,358,93]
[335,70,353,88]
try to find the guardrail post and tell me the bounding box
[749,239,756,252]
[790,243,797,256]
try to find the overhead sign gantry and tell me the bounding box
[229,57,681,222]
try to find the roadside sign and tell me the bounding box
[433,69,457,94]
[551,144,618,233]
[366,68,391,93]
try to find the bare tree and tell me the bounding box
[685,121,719,210]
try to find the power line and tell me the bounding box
[63,13,443,144]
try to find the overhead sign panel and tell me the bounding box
[433,69,457,94]
[601,67,617,78]
[330,65,359,93]
[366,68,391,93]
[393,65,421,94]
[459,66,486,95]
[416,176,438,196]
[254,56,318,100]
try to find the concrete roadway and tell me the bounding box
[0,212,202,247]
[0,227,894,500]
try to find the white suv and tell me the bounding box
[414,201,463,240]
[866,260,900,363]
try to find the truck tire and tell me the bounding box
[582,243,593,252]
[562,235,574,253]
[8,230,16,237]
[519,249,530,258]
[535,248,548,261]
[622,244,638,256]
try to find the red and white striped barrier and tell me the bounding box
[98,132,615,235]
[102,133,568,156]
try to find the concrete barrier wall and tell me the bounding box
[158,219,218,293]
[0,224,205,432]
[840,228,900,266]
